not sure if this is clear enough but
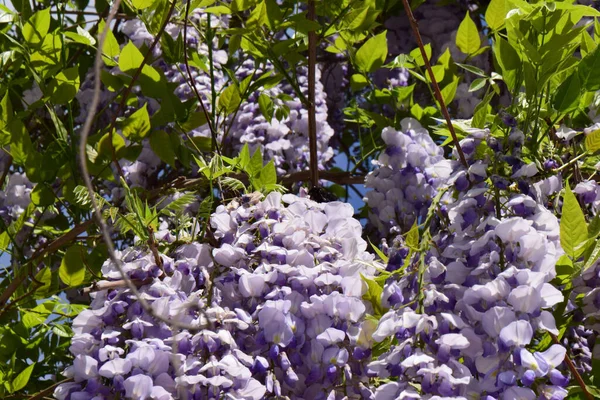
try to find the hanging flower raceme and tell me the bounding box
[364,118,452,238]
[55,192,380,399]
[363,124,570,399]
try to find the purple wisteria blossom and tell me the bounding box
[363,123,570,398]
[55,192,379,399]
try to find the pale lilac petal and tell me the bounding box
[124,374,153,399]
[499,320,533,347]
[98,358,132,378]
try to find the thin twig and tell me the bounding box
[78,0,207,332]
[551,334,594,400]
[143,170,366,200]
[0,220,94,309]
[400,0,468,169]
[83,278,153,293]
[105,0,178,177]
[0,151,12,186]
[281,170,365,186]
[29,220,94,261]
[147,226,164,268]
[183,0,220,155]
[51,10,133,19]
[307,0,319,188]
[27,378,73,400]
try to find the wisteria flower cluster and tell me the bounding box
[76,10,335,191]
[361,121,571,399]
[364,118,450,237]
[55,192,381,399]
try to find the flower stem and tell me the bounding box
[307,0,319,188]
[399,0,468,169]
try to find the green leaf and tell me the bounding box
[131,0,155,9]
[64,26,97,46]
[161,193,196,215]
[578,46,600,91]
[406,221,419,250]
[440,76,460,105]
[554,254,575,285]
[355,31,388,73]
[34,267,52,297]
[180,111,208,132]
[122,103,151,141]
[248,148,264,177]
[239,144,251,169]
[560,182,588,259]
[258,93,274,120]
[361,273,384,316]
[204,5,231,14]
[588,215,600,238]
[218,84,241,115]
[553,73,581,113]
[472,91,494,128]
[259,160,277,187]
[369,238,389,263]
[231,0,254,12]
[264,0,282,29]
[348,74,368,91]
[494,34,521,71]
[59,245,86,287]
[0,5,15,23]
[23,310,49,329]
[0,90,12,131]
[456,12,481,55]
[455,62,487,77]
[22,8,50,45]
[119,41,144,74]
[0,231,9,251]
[30,184,54,206]
[11,363,35,393]
[585,129,600,153]
[584,238,600,272]
[486,0,507,31]
[98,20,120,65]
[469,78,487,92]
[581,30,597,58]
[10,119,33,166]
[150,130,176,166]
[409,43,432,67]
[48,67,81,104]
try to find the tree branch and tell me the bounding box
[83,278,153,293]
[106,0,178,177]
[183,0,220,155]
[307,0,319,188]
[27,378,73,400]
[552,333,594,400]
[0,220,94,308]
[400,0,468,169]
[143,170,366,200]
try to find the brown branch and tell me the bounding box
[27,378,73,400]
[400,0,468,169]
[83,278,153,293]
[106,0,178,177]
[0,220,94,308]
[147,226,164,268]
[51,10,133,19]
[551,334,594,400]
[0,151,12,186]
[183,0,220,155]
[30,220,94,261]
[144,170,366,200]
[281,170,365,186]
[307,0,319,188]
